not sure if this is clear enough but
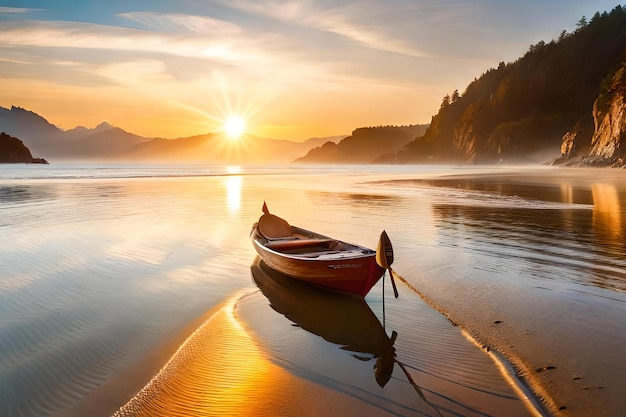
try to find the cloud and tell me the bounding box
[0,20,267,65]
[222,0,430,57]
[118,11,242,36]
[0,7,38,14]
[0,16,377,89]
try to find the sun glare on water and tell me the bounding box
[223,116,246,139]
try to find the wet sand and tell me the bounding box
[381,167,626,416]
[90,291,434,417]
[91,261,546,417]
[109,291,391,417]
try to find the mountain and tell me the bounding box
[0,132,48,164]
[295,125,428,163]
[302,135,345,149]
[68,127,149,158]
[0,105,351,163]
[0,106,67,156]
[125,133,332,164]
[397,5,626,165]
[64,122,116,142]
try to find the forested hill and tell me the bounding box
[398,5,626,164]
[295,124,428,163]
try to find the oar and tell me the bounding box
[376,230,399,298]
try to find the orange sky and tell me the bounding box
[0,1,617,141]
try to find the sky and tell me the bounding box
[0,1,621,141]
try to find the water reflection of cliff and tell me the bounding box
[592,183,623,244]
[429,178,626,293]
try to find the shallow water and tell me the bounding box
[1,163,624,416]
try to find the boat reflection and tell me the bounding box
[250,257,396,387]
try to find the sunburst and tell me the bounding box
[223,115,247,139]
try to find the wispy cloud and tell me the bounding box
[0,15,386,90]
[0,20,267,65]
[0,7,39,14]
[222,0,430,57]
[118,11,242,36]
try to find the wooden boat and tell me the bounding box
[250,202,391,297]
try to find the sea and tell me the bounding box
[1,163,625,417]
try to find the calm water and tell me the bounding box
[1,163,625,417]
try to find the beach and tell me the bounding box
[1,164,624,417]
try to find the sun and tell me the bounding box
[223,115,246,139]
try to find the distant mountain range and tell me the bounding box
[0,106,349,164]
[0,105,430,164]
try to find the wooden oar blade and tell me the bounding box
[376,231,399,298]
[376,230,394,269]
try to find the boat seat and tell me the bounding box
[266,239,339,251]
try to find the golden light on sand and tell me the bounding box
[111,292,366,417]
[223,115,246,139]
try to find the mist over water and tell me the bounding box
[1,164,625,416]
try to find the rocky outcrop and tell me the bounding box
[555,66,626,168]
[588,71,626,164]
[0,132,48,164]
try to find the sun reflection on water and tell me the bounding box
[225,175,242,213]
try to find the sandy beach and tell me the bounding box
[84,287,540,417]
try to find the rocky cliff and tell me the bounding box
[0,132,48,164]
[555,64,626,168]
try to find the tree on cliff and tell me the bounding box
[398,5,626,164]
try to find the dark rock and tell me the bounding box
[0,132,49,164]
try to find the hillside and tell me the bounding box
[398,5,626,165]
[0,106,68,157]
[295,125,428,164]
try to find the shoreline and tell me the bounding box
[379,169,626,417]
[394,273,555,416]
[61,283,548,417]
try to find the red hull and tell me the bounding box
[252,226,385,297]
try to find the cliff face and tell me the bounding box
[589,69,626,162]
[556,66,626,168]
